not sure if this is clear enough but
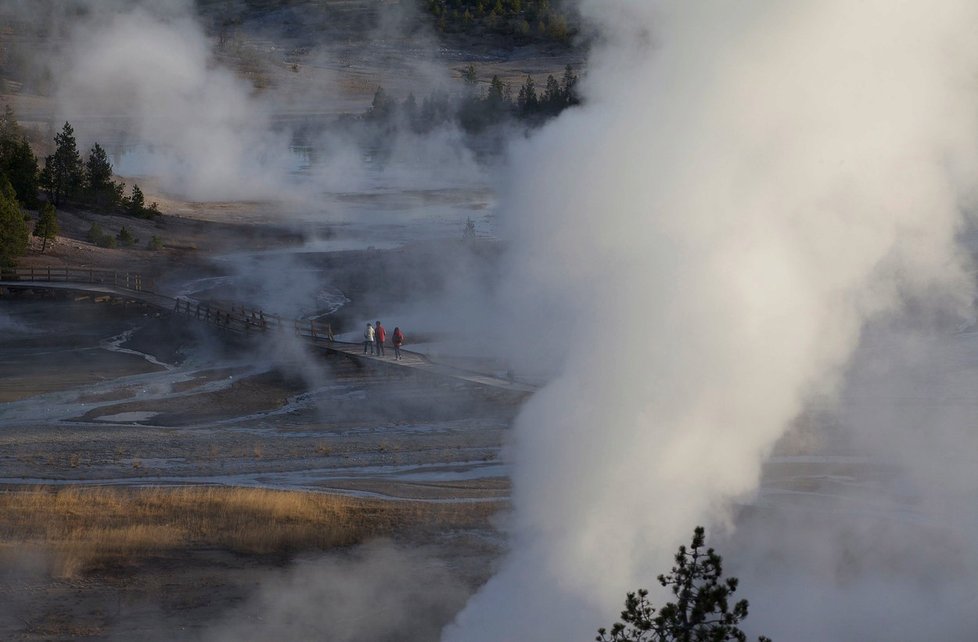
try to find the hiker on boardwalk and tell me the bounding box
[392,326,404,360]
[375,320,386,356]
[363,323,375,354]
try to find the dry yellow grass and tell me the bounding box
[0,486,499,577]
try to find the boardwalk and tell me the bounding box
[0,266,536,394]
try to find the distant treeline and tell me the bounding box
[195,0,578,46]
[362,64,580,137]
[423,0,576,44]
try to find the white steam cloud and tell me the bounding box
[45,1,485,204]
[446,1,978,640]
[205,540,469,642]
[54,4,294,201]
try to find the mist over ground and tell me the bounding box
[204,540,469,642]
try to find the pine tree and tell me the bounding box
[2,138,39,208]
[128,184,145,217]
[116,225,134,246]
[0,175,28,267]
[367,86,395,123]
[33,202,58,253]
[0,105,21,145]
[542,74,562,113]
[597,527,770,642]
[517,74,539,116]
[0,106,38,208]
[41,122,84,206]
[562,64,580,106]
[85,142,118,209]
[86,222,104,244]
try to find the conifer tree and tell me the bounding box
[367,86,395,123]
[116,225,134,246]
[128,184,145,217]
[85,142,118,208]
[33,202,58,253]
[0,105,21,144]
[2,138,39,208]
[598,527,770,642]
[0,175,28,267]
[0,106,39,208]
[41,122,84,206]
[562,64,580,106]
[517,74,539,115]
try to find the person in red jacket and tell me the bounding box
[374,320,386,356]
[391,326,404,360]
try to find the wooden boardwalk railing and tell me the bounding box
[0,266,534,393]
[0,266,151,292]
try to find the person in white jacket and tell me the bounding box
[363,323,375,355]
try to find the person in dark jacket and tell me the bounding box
[375,321,386,356]
[391,327,404,360]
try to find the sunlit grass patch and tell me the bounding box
[0,486,500,577]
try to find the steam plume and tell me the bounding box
[446,1,978,639]
[52,4,294,201]
[204,541,469,642]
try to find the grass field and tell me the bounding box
[0,486,501,577]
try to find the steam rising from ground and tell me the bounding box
[34,0,482,203]
[56,6,293,201]
[446,1,978,639]
[204,541,468,642]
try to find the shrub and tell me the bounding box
[85,222,104,243]
[117,225,134,246]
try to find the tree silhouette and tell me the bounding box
[0,175,28,267]
[2,138,39,208]
[517,74,539,116]
[41,122,84,206]
[598,527,770,642]
[33,202,58,253]
[128,184,145,217]
[85,143,121,209]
